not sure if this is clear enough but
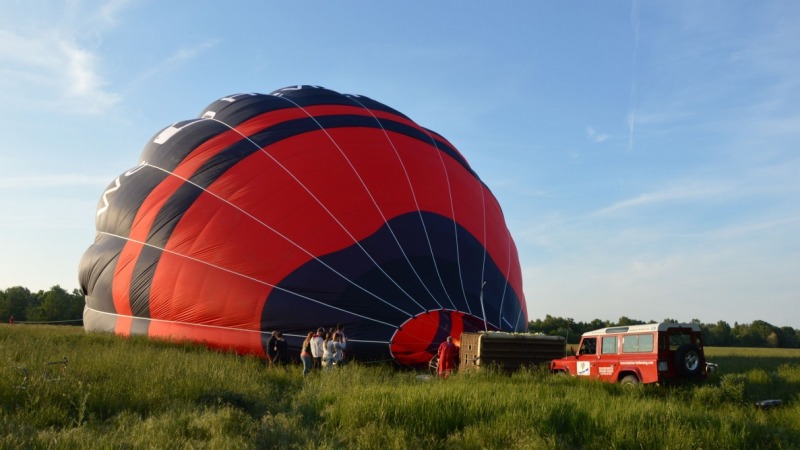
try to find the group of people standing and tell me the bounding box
[302,324,347,376]
[267,324,347,377]
[267,325,460,379]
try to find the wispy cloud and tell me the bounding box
[0,1,132,114]
[0,174,113,189]
[585,126,608,143]
[709,215,800,240]
[594,182,729,215]
[626,0,640,152]
[129,39,220,87]
[91,0,136,29]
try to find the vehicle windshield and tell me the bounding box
[579,338,597,355]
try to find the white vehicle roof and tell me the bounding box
[581,322,701,337]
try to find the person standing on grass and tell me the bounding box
[331,332,346,366]
[266,331,278,367]
[437,336,459,379]
[310,327,324,370]
[300,332,314,377]
[274,331,288,366]
[322,332,335,369]
[335,323,347,364]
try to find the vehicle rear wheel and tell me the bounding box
[620,375,640,388]
[674,344,702,376]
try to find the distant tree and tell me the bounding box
[25,286,84,324]
[707,320,733,346]
[0,290,6,319]
[588,319,609,330]
[2,286,33,322]
[69,289,85,322]
[778,326,799,348]
[529,315,589,343]
[527,316,800,348]
[616,316,645,326]
[0,286,83,324]
[38,286,72,321]
[766,331,780,348]
[732,322,770,347]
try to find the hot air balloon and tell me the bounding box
[79,85,526,366]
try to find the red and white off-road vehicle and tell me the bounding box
[549,323,713,387]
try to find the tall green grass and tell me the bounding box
[2,325,798,449]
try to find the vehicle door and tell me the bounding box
[661,328,705,379]
[619,332,657,382]
[575,337,598,377]
[595,335,620,381]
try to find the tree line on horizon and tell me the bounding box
[529,314,800,348]
[0,285,84,325]
[1,285,798,349]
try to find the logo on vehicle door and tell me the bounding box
[577,361,590,376]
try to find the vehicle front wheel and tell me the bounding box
[620,374,640,389]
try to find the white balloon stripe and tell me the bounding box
[346,96,452,310]
[418,129,472,314]
[97,232,399,329]
[514,307,525,330]
[267,97,429,312]
[479,175,488,323]
[139,161,413,318]
[84,304,394,342]
[497,231,512,327]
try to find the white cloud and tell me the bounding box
[129,39,220,87]
[92,0,136,29]
[593,181,730,216]
[0,2,126,114]
[708,215,800,240]
[585,126,608,143]
[59,40,120,112]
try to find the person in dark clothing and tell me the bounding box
[274,331,289,365]
[266,331,278,367]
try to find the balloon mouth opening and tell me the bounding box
[388,309,495,366]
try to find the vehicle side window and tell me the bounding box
[622,333,654,353]
[601,336,617,354]
[579,337,597,355]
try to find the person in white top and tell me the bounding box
[329,333,346,366]
[335,323,347,365]
[321,332,335,369]
[310,327,325,370]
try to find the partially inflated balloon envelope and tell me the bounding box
[79,85,527,366]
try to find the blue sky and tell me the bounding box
[1,1,798,327]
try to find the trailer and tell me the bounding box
[458,332,566,372]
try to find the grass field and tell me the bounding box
[1,325,798,449]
